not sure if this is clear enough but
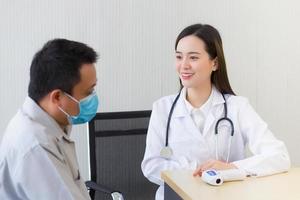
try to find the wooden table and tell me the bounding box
[162,168,300,200]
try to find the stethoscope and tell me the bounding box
[160,89,234,162]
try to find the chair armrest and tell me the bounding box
[85,180,112,194]
[85,181,124,200]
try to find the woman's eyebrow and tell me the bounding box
[176,51,201,55]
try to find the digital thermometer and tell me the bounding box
[202,169,247,186]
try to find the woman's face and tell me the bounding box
[175,35,217,89]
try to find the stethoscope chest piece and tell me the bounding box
[160,146,173,159]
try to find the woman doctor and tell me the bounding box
[141,24,290,200]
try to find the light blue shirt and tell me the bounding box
[0,97,90,200]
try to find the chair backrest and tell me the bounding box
[88,110,158,200]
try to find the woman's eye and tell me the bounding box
[190,56,199,60]
[176,55,182,60]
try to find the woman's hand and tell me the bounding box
[193,159,237,176]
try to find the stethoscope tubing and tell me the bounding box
[164,89,234,161]
[165,91,181,147]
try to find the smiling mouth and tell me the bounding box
[181,73,194,79]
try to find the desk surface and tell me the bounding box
[162,168,300,200]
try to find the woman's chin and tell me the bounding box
[181,82,194,88]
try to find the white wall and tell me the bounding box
[1,0,299,180]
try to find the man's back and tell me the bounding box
[0,38,98,200]
[0,97,90,200]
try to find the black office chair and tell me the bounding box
[86,110,158,200]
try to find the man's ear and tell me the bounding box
[212,57,219,71]
[49,89,63,105]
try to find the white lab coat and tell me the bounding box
[141,87,290,200]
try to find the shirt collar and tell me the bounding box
[173,85,225,118]
[183,87,214,117]
[21,96,73,142]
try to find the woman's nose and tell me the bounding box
[181,58,190,69]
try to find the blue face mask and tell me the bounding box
[59,91,99,125]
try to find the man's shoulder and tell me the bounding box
[0,109,64,176]
[1,110,53,161]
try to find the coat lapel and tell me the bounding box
[172,90,203,138]
[171,86,227,138]
[202,87,226,136]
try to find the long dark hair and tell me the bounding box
[175,24,235,95]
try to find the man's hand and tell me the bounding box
[193,159,237,176]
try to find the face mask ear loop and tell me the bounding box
[63,92,81,116]
[58,106,71,118]
[64,92,79,103]
[58,92,78,118]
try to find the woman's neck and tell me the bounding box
[186,83,212,108]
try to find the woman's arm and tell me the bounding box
[231,98,290,176]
